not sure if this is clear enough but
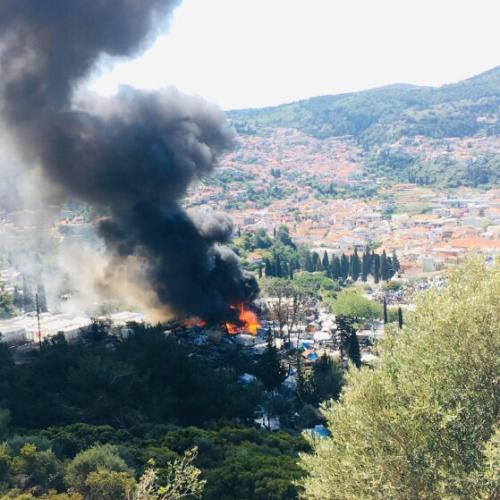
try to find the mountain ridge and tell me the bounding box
[228,66,500,146]
[228,66,500,188]
[229,66,500,114]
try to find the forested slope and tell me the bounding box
[229,67,500,187]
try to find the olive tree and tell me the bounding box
[299,258,499,499]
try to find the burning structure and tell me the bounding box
[182,303,262,336]
[225,304,261,335]
[0,0,258,324]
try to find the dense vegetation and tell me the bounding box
[0,324,264,429]
[365,148,500,188]
[1,224,497,498]
[300,258,500,498]
[0,225,394,498]
[0,323,312,498]
[234,225,399,285]
[0,422,308,499]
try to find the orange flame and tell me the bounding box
[182,317,207,328]
[226,304,261,336]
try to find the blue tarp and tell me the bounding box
[312,425,330,438]
[307,352,319,361]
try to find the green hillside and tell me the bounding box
[228,67,500,187]
[228,66,500,145]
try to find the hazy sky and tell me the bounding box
[89,0,500,110]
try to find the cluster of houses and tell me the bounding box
[185,127,499,277]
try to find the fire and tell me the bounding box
[225,304,261,335]
[182,317,207,328]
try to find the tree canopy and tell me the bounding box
[300,258,500,499]
[330,290,381,320]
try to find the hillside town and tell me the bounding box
[186,127,500,276]
[0,0,497,497]
[1,127,498,349]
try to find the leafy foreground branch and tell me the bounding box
[0,446,205,500]
[132,448,205,500]
[299,258,499,499]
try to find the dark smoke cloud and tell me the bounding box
[0,0,258,322]
[0,0,180,117]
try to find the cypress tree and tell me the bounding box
[372,253,381,284]
[335,315,348,362]
[340,253,350,280]
[380,250,390,281]
[351,249,361,281]
[317,255,324,272]
[348,329,362,368]
[296,348,308,404]
[256,328,287,392]
[387,256,394,278]
[383,297,388,324]
[335,315,361,368]
[361,248,370,282]
[392,250,401,274]
[264,258,273,277]
[322,251,330,273]
[275,255,282,277]
[398,307,404,329]
[305,252,314,272]
[331,257,341,280]
[312,252,320,272]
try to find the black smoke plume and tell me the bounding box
[0,0,258,322]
